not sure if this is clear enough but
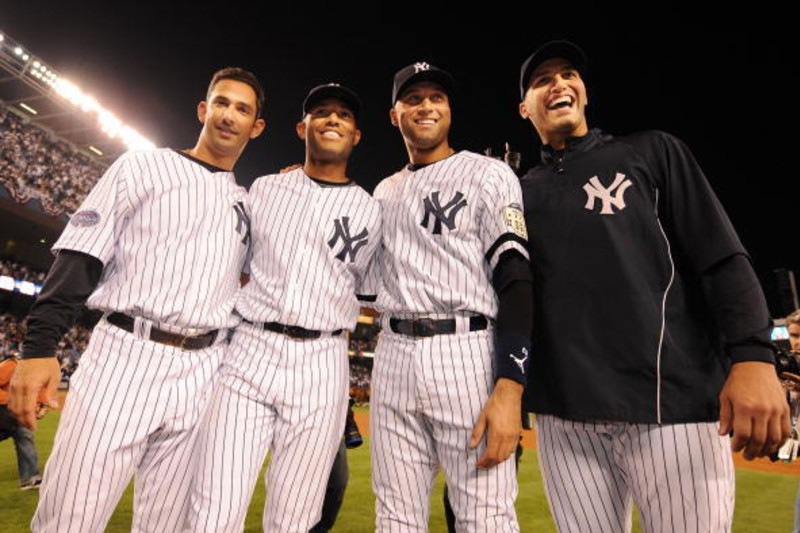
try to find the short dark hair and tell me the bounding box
[207,67,265,119]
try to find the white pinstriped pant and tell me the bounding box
[33,319,224,533]
[536,415,735,533]
[185,322,349,533]
[371,328,519,533]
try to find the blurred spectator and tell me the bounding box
[0,259,47,285]
[0,102,106,216]
[1,353,43,489]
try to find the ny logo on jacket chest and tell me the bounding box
[328,217,369,263]
[420,191,467,234]
[583,172,633,215]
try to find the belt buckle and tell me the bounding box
[178,335,193,351]
[411,318,435,338]
[286,325,306,339]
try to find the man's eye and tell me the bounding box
[535,77,551,87]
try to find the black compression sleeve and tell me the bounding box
[700,253,776,364]
[493,250,534,386]
[21,250,103,359]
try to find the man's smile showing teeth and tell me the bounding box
[416,118,436,125]
[321,130,343,139]
[548,96,573,110]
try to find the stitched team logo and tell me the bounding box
[70,210,101,227]
[414,62,430,73]
[583,172,633,215]
[420,191,467,234]
[328,217,369,263]
[232,201,250,245]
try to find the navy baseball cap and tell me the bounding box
[519,40,587,98]
[302,83,362,122]
[392,62,455,104]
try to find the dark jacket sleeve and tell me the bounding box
[493,250,534,386]
[21,250,103,359]
[700,254,776,364]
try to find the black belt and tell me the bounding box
[106,312,219,350]
[389,315,488,338]
[243,319,343,340]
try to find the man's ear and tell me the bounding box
[197,101,207,124]
[389,107,398,128]
[250,118,266,139]
[519,101,530,120]
[296,120,307,140]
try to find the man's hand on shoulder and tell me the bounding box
[719,361,790,460]
[9,358,61,430]
[470,378,523,469]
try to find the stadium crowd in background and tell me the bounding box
[0,259,47,285]
[0,312,90,385]
[0,102,106,216]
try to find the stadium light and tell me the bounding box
[19,102,38,115]
[3,32,156,151]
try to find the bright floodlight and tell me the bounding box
[4,32,156,152]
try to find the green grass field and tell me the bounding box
[2,410,797,532]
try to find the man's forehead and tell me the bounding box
[210,79,257,104]
[531,57,578,79]
[401,80,446,95]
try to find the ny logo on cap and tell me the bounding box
[421,191,467,234]
[328,217,369,263]
[414,62,430,73]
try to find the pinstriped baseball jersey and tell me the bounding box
[236,167,381,331]
[53,149,250,332]
[371,151,528,317]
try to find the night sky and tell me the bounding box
[1,6,796,287]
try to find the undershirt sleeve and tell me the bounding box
[21,251,104,359]
[493,250,534,386]
[700,253,776,364]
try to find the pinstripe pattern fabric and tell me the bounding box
[372,151,528,318]
[371,328,519,533]
[186,322,349,532]
[536,415,735,533]
[236,169,381,331]
[54,149,249,333]
[31,149,251,532]
[32,320,223,533]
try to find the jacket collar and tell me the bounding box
[540,128,604,164]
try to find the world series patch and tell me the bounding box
[70,210,101,227]
[502,204,527,239]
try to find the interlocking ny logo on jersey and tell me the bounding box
[233,201,250,245]
[583,172,633,215]
[421,191,467,234]
[328,217,369,263]
[414,62,430,73]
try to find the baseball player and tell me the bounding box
[368,63,533,532]
[517,40,789,532]
[185,83,381,533]
[8,67,266,532]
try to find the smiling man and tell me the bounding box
[9,67,265,533]
[185,83,382,533]
[368,63,533,532]
[518,40,788,533]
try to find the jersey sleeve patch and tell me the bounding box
[70,210,102,228]
[502,203,527,239]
